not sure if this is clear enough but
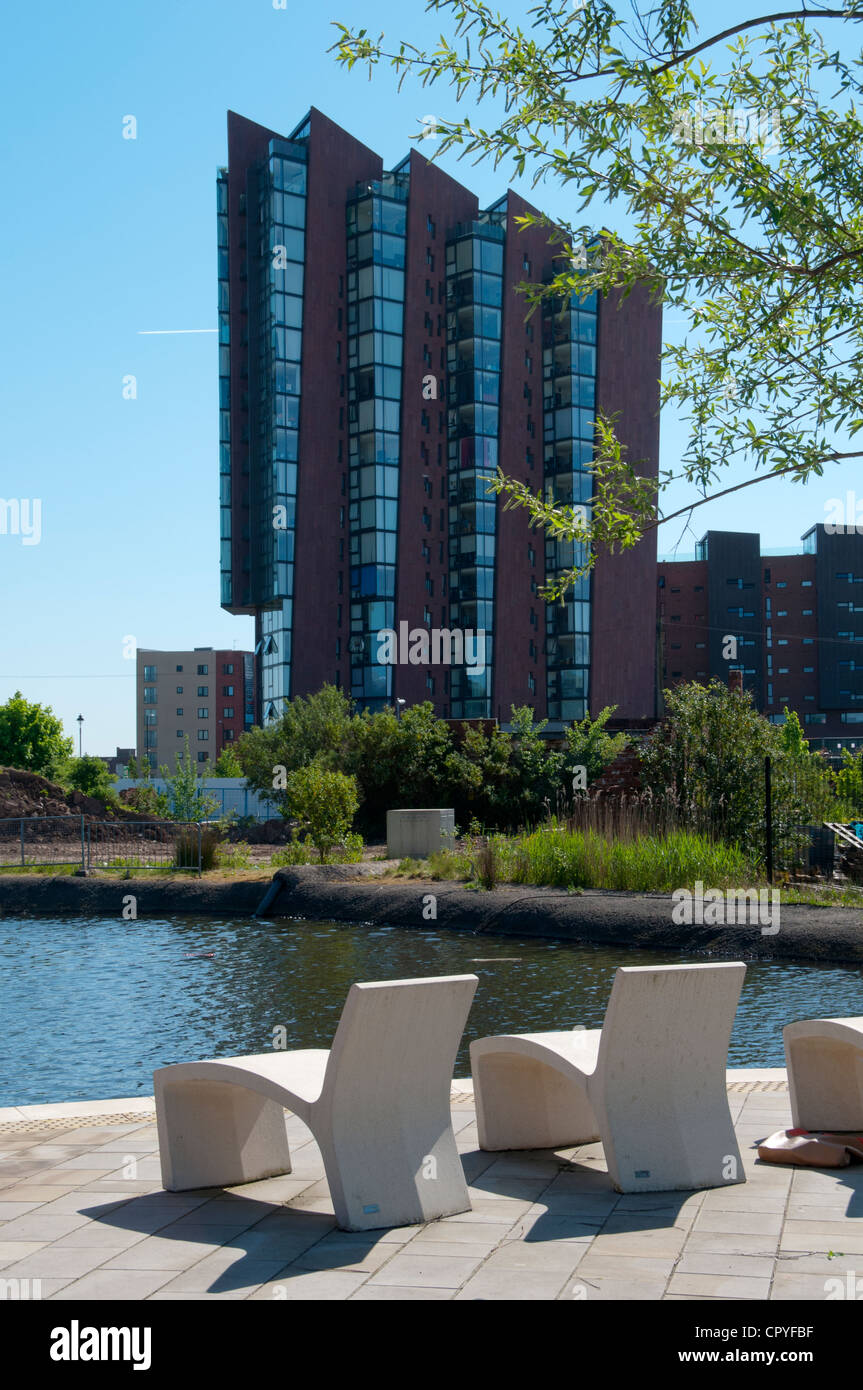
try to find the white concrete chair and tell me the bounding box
[784,1017,863,1131]
[470,962,746,1193]
[154,974,478,1231]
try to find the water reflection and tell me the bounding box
[1,915,861,1105]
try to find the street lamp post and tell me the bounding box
[76,714,84,757]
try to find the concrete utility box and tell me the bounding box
[387,809,456,859]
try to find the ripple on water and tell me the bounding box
[0,915,861,1105]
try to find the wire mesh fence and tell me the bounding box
[0,818,210,874]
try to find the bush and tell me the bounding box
[173,829,220,870]
[270,836,314,867]
[641,680,845,866]
[285,764,360,862]
[120,784,162,816]
[428,824,754,893]
[215,840,253,870]
[65,755,118,802]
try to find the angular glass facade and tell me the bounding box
[346,168,409,711]
[220,112,661,731]
[542,287,598,720]
[217,171,232,609]
[445,208,505,718]
[251,136,308,719]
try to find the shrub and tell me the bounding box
[285,764,360,862]
[216,840,253,870]
[173,829,220,870]
[158,739,220,822]
[65,755,118,802]
[270,835,314,867]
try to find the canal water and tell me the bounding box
[2,915,861,1106]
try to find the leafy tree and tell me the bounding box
[334,3,863,591]
[286,763,360,862]
[640,680,776,847]
[66,755,117,802]
[213,746,244,777]
[158,738,220,822]
[779,708,810,761]
[0,691,73,776]
[641,679,843,863]
[565,705,629,786]
[834,747,863,815]
[236,684,354,809]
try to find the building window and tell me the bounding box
[143,665,157,681]
[144,710,157,726]
[223,663,234,674]
[176,707,183,716]
[223,685,234,696]
[176,686,183,695]
[176,665,183,672]
[197,730,209,741]
[177,730,184,738]
[143,687,157,704]
[197,752,208,763]
[197,686,208,697]
[197,708,209,719]
[223,707,234,719]
[197,664,208,675]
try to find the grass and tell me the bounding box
[390,825,757,893]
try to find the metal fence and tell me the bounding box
[0,817,211,874]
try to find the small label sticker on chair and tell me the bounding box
[635,1171,650,1179]
[363,1204,380,1214]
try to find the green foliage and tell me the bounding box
[565,705,628,787]
[65,755,117,803]
[286,763,360,863]
[337,831,365,863]
[408,825,753,893]
[215,840,252,870]
[641,680,845,864]
[779,709,809,760]
[172,828,220,870]
[834,748,863,814]
[0,691,73,776]
[237,688,627,834]
[213,746,244,778]
[158,738,220,822]
[270,834,315,867]
[236,684,353,815]
[121,784,163,816]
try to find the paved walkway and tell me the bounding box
[0,1075,860,1301]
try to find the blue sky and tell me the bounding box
[0,1,857,752]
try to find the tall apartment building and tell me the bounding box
[657,525,863,753]
[219,108,662,728]
[136,649,254,772]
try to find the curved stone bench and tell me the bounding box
[155,974,478,1231]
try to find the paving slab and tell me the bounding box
[0,1071,858,1301]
